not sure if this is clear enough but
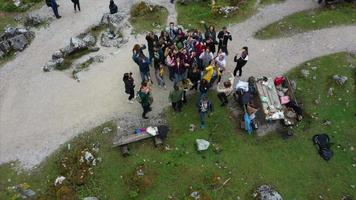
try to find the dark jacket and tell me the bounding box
[188,70,201,83]
[197,100,213,113]
[109,1,118,14]
[217,31,232,46]
[138,90,151,106]
[146,35,159,51]
[123,77,134,93]
[138,57,151,73]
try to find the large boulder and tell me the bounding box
[15,28,35,40]
[100,12,125,29]
[52,50,64,60]
[100,31,127,48]
[24,14,46,27]
[253,185,283,200]
[0,41,11,53]
[70,37,87,50]
[43,58,64,72]
[4,27,16,39]
[82,34,96,46]
[8,34,28,51]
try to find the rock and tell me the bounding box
[218,6,239,16]
[0,41,11,53]
[60,45,75,56]
[196,139,210,151]
[4,27,16,38]
[253,185,283,200]
[83,197,99,200]
[101,127,112,134]
[327,87,334,97]
[290,80,297,90]
[25,14,45,27]
[8,34,28,51]
[16,28,35,41]
[311,66,317,71]
[43,58,63,72]
[100,31,127,48]
[84,151,94,163]
[100,12,125,28]
[190,191,200,200]
[300,69,310,78]
[70,37,87,50]
[21,189,36,198]
[322,120,331,126]
[54,176,66,186]
[52,50,64,60]
[91,55,104,63]
[82,34,96,46]
[332,74,348,85]
[89,46,100,52]
[189,124,196,132]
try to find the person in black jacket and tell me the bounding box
[217,27,232,55]
[123,72,135,103]
[109,0,118,14]
[71,0,80,12]
[204,23,217,54]
[146,31,159,62]
[233,47,249,77]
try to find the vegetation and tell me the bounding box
[259,0,285,5]
[255,2,356,39]
[129,2,169,33]
[0,0,42,12]
[0,52,355,199]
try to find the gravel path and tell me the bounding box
[0,0,355,168]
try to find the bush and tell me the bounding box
[130,2,163,17]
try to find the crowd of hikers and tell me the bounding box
[124,21,249,128]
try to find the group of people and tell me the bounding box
[125,21,249,127]
[45,0,119,19]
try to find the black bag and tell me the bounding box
[313,134,333,161]
[45,0,51,7]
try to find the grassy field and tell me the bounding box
[255,2,356,39]
[129,2,168,34]
[259,0,285,6]
[0,52,355,199]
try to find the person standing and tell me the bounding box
[123,72,135,103]
[166,22,178,42]
[204,23,217,54]
[217,27,232,55]
[199,48,214,70]
[169,85,184,112]
[146,32,159,62]
[233,47,249,77]
[71,0,80,12]
[217,75,234,106]
[197,96,213,129]
[133,53,151,83]
[137,81,153,119]
[50,0,61,19]
[109,0,118,14]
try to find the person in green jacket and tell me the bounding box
[138,81,152,119]
[169,85,183,112]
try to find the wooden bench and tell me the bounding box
[113,132,163,156]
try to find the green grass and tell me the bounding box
[255,2,356,39]
[176,0,258,29]
[1,53,355,199]
[129,3,168,33]
[259,0,285,5]
[0,0,42,12]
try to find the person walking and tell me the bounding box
[71,0,80,12]
[233,47,249,77]
[197,96,213,129]
[169,85,184,112]
[217,27,232,55]
[50,0,61,19]
[123,72,135,103]
[137,81,152,119]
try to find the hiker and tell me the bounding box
[166,22,178,42]
[169,85,184,112]
[123,72,135,103]
[133,53,151,83]
[217,26,232,55]
[197,96,213,129]
[199,48,214,70]
[204,23,217,54]
[109,0,118,14]
[137,81,153,119]
[50,0,61,19]
[215,51,227,83]
[199,79,209,98]
[188,66,201,91]
[146,32,159,62]
[233,47,249,77]
[217,75,234,106]
[71,0,80,12]
[153,46,166,88]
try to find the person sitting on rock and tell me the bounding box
[109,0,118,14]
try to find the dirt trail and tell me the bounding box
[0,0,355,168]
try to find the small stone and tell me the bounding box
[311,66,317,70]
[327,87,334,97]
[312,20,316,23]
[301,69,310,78]
[83,197,99,200]
[351,185,355,189]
